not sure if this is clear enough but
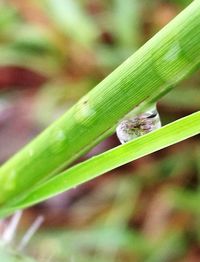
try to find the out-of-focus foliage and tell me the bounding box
[0,0,199,261]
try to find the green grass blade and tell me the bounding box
[0,0,200,205]
[1,111,199,217]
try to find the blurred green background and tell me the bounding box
[0,0,199,261]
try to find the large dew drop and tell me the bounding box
[116,107,161,144]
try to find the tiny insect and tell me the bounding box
[116,108,161,144]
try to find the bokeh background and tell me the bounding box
[0,0,200,261]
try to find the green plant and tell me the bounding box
[0,0,199,217]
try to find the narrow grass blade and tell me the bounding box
[1,111,199,217]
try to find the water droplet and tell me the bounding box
[28,148,34,157]
[164,43,180,62]
[56,130,66,141]
[74,96,96,124]
[50,129,67,154]
[116,106,161,144]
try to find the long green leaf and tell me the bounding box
[0,0,200,205]
[1,111,199,217]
